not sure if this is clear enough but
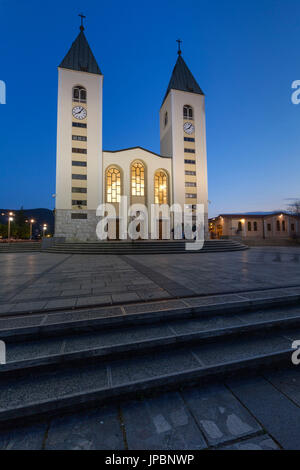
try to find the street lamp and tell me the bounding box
[42,224,47,238]
[29,219,35,240]
[8,215,14,240]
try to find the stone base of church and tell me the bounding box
[54,209,99,242]
[55,209,209,242]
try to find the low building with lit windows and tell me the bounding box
[54,23,208,241]
[209,212,300,241]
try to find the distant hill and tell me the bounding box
[0,209,54,236]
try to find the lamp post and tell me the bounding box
[42,224,47,238]
[29,219,35,240]
[8,213,14,240]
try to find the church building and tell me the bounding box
[55,22,208,241]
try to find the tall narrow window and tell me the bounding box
[282,220,286,231]
[154,170,168,204]
[254,221,258,231]
[73,86,87,103]
[277,220,281,231]
[248,222,252,231]
[183,105,193,120]
[106,167,121,203]
[164,111,168,127]
[238,222,242,231]
[131,162,145,197]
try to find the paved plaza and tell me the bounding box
[0,247,300,316]
[0,246,300,450]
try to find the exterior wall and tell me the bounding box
[55,68,103,212]
[55,209,99,241]
[211,214,300,240]
[160,90,209,236]
[104,149,171,203]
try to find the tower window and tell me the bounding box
[183,105,193,120]
[164,112,168,127]
[73,86,87,103]
[185,193,197,199]
[131,161,145,197]
[154,170,168,204]
[184,148,195,153]
[184,159,196,165]
[106,167,121,203]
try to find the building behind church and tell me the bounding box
[54,24,208,241]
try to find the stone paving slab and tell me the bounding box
[182,384,261,446]
[227,375,300,450]
[45,405,125,450]
[219,434,280,450]
[121,392,207,450]
[0,423,47,450]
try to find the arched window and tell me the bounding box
[183,105,193,120]
[154,170,168,205]
[73,86,87,103]
[282,220,286,231]
[106,167,121,203]
[248,221,252,231]
[277,220,281,231]
[254,221,258,231]
[131,162,145,197]
[164,112,168,127]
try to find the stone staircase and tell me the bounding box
[0,242,42,253]
[0,289,299,426]
[45,239,247,255]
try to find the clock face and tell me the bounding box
[72,106,87,120]
[183,122,195,135]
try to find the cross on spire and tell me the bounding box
[79,13,86,31]
[176,39,182,55]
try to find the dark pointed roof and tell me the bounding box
[59,30,102,75]
[162,54,204,106]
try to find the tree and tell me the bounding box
[288,200,300,217]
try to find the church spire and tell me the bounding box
[161,46,204,106]
[59,22,102,75]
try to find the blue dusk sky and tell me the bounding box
[0,0,300,217]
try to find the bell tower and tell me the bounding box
[160,42,208,235]
[55,17,103,240]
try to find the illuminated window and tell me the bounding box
[73,86,87,103]
[106,167,121,203]
[131,162,145,197]
[154,171,168,204]
[183,105,193,120]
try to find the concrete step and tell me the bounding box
[2,303,300,375]
[0,296,299,424]
[0,243,42,253]
[45,240,248,255]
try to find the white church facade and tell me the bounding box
[55,24,208,241]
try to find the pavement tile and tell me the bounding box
[45,405,124,450]
[227,375,300,450]
[0,423,47,450]
[219,434,280,450]
[122,392,207,450]
[182,383,261,446]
